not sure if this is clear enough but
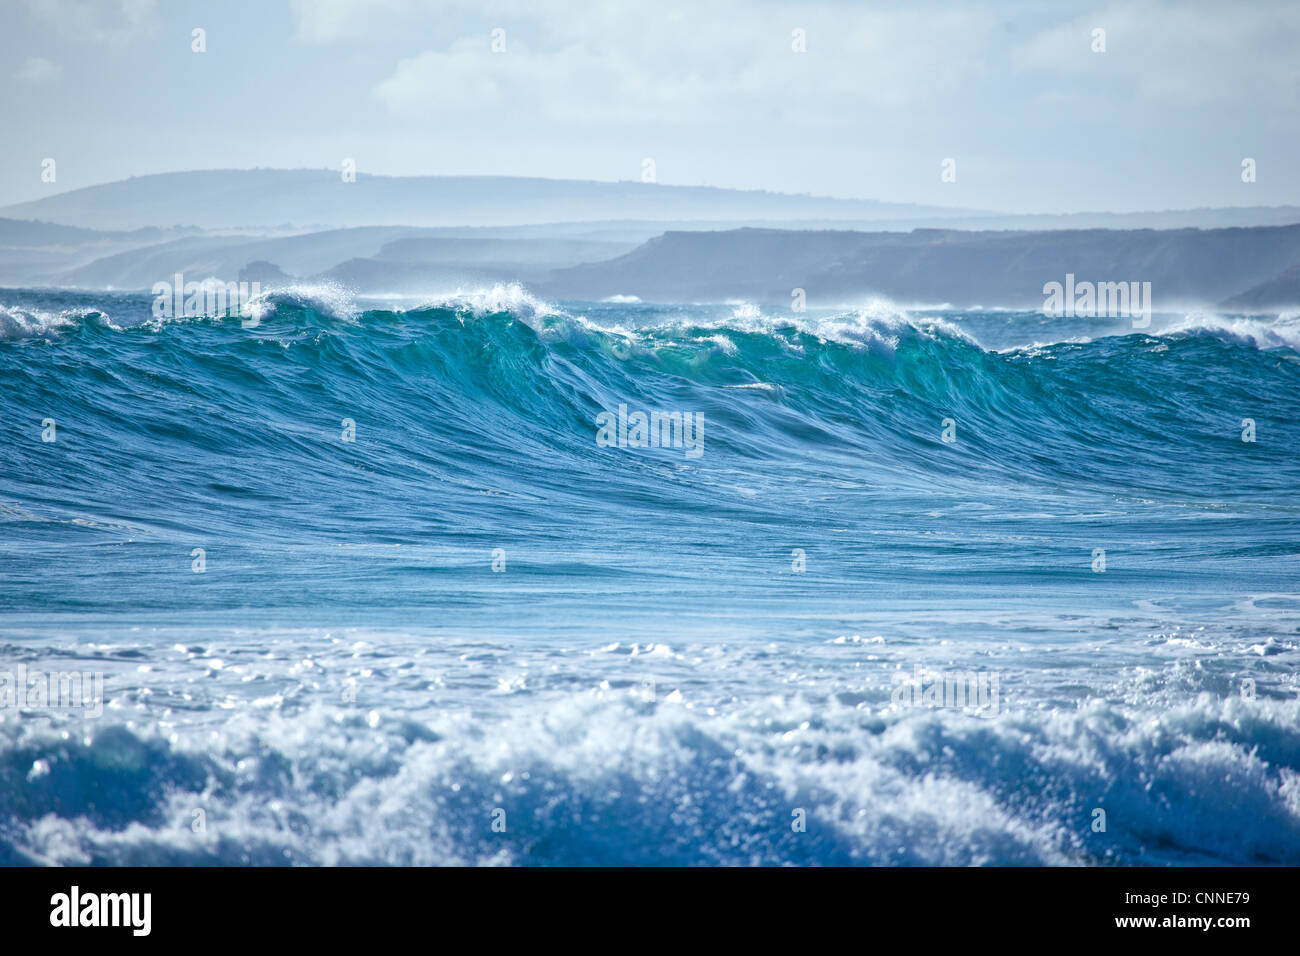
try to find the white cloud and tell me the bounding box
[370,7,1001,127]
[289,0,422,45]
[19,0,157,45]
[1010,2,1300,107]
[14,56,62,84]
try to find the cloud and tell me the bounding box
[361,0,1300,149]
[1010,2,1300,107]
[19,0,157,45]
[369,8,1000,128]
[288,0,422,45]
[14,56,62,85]
[372,39,693,123]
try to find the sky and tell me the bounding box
[2,0,1298,213]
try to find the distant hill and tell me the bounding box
[54,227,432,288]
[0,169,973,232]
[0,217,204,287]
[321,235,640,291]
[41,225,640,290]
[0,218,116,246]
[1220,263,1300,311]
[541,225,1300,309]
[4,185,1300,310]
[4,170,1298,236]
[862,207,1300,232]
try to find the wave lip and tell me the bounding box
[672,298,979,352]
[241,280,359,325]
[0,303,101,341]
[1155,311,1300,351]
[406,282,562,321]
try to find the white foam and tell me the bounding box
[8,681,1297,866]
[0,303,92,341]
[644,296,979,352]
[242,280,359,324]
[1156,311,1300,351]
[409,282,561,322]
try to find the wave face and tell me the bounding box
[1,286,1299,865]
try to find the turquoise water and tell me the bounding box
[1,285,1298,865]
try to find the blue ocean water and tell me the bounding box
[1,284,1298,865]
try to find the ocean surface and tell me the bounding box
[1,284,1298,866]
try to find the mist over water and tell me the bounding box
[1,285,1298,865]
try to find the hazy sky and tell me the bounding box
[3,0,1298,212]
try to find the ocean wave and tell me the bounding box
[12,284,1300,361]
[2,286,1296,503]
[3,285,1300,866]
[670,298,978,352]
[3,685,1296,866]
[0,303,104,341]
[242,280,359,324]
[1154,311,1300,351]
[406,282,562,322]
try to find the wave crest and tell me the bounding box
[407,283,561,322]
[242,280,359,325]
[1157,311,1300,351]
[0,303,102,341]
